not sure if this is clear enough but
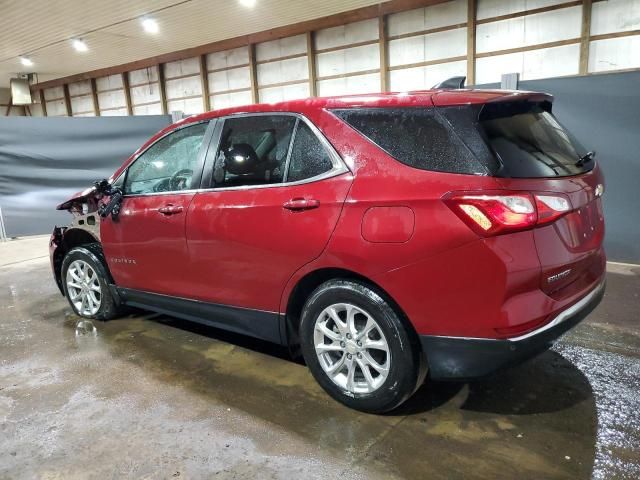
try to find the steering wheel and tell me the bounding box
[169,168,193,191]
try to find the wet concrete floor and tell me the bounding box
[1,236,639,479]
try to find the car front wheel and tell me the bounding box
[299,279,423,413]
[61,245,121,321]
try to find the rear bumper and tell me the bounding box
[421,280,605,380]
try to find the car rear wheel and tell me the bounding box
[62,245,121,321]
[300,279,422,413]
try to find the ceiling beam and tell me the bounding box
[30,0,449,91]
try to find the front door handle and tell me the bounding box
[158,204,184,215]
[283,198,320,211]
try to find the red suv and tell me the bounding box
[50,87,606,413]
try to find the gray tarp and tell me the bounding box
[0,115,170,237]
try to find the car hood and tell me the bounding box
[56,186,99,210]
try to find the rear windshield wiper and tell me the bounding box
[575,151,596,167]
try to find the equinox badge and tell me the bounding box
[548,269,572,283]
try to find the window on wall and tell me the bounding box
[212,115,296,187]
[287,122,334,182]
[124,122,208,194]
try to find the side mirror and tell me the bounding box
[95,178,123,220]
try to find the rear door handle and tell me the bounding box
[158,204,184,215]
[283,198,320,211]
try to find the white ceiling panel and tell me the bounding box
[0,0,382,87]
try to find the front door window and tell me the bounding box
[124,122,208,194]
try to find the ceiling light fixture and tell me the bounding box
[72,38,88,52]
[141,17,159,34]
[20,56,33,67]
[239,0,257,7]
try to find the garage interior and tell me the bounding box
[1,0,640,479]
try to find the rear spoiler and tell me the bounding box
[432,90,553,107]
[432,76,466,89]
[430,76,553,106]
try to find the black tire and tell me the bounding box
[299,279,422,413]
[61,244,121,321]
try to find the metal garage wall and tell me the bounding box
[257,34,310,102]
[26,0,640,118]
[207,46,253,110]
[388,0,468,90]
[0,115,171,237]
[316,19,381,96]
[480,70,640,264]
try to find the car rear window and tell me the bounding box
[332,108,487,175]
[441,101,592,178]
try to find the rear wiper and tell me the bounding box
[575,151,596,167]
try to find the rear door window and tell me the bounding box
[332,107,486,175]
[286,122,333,182]
[212,115,296,187]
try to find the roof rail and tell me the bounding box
[432,76,466,89]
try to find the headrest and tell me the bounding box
[254,130,276,159]
[224,143,260,175]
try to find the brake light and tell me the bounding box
[535,194,571,224]
[444,191,572,236]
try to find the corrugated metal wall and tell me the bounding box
[28,0,640,117]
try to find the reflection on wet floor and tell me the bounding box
[75,319,97,338]
[557,343,640,479]
[1,253,639,479]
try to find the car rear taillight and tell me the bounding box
[534,194,571,225]
[444,191,572,236]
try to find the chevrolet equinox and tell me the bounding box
[50,85,606,413]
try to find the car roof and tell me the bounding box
[177,88,553,126]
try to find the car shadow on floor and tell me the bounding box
[393,350,595,416]
[115,310,596,415]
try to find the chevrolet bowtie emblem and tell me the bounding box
[595,184,604,198]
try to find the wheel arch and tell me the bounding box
[284,267,421,353]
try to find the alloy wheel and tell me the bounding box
[313,302,391,394]
[66,259,101,316]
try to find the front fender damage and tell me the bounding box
[51,181,109,295]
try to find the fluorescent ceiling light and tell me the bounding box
[72,38,88,52]
[141,18,159,34]
[20,56,33,67]
[239,0,257,7]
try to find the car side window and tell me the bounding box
[212,115,296,188]
[124,122,208,195]
[286,122,333,183]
